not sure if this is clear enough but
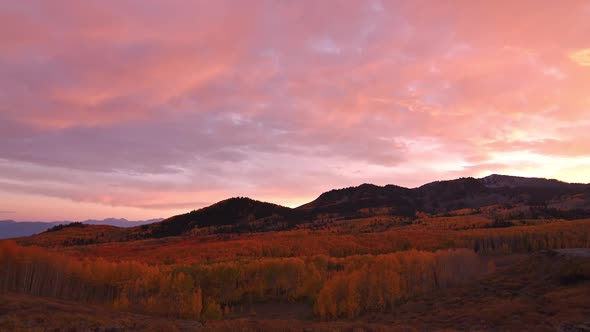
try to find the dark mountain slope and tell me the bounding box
[480,174,590,206]
[297,183,415,217]
[296,178,494,218]
[481,174,585,188]
[133,175,590,239]
[142,197,305,238]
[20,174,590,243]
[413,177,494,212]
[296,175,590,218]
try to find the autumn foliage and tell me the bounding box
[1,240,492,320]
[3,214,590,322]
[313,249,491,318]
[0,240,122,303]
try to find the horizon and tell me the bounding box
[2,1,590,221]
[3,172,587,222]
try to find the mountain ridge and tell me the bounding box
[138,197,307,238]
[134,174,590,238]
[13,174,590,242]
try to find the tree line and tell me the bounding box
[0,241,491,320]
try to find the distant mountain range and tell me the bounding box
[135,174,590,239]
[12,174,590,243]
[0,218,163,239]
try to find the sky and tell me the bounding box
[1,0,590,221]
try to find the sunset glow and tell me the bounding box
[1,0,590,220]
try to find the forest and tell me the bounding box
[2,217,590,329]
[2,176,590,330]
[0,240,492,320]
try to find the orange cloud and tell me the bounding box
[569,49,590,66]
[1,1,590,220]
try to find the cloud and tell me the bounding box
[1,0,590,219]
[485,138,590,158]
[569,49,590,66]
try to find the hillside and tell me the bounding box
[299,174,590,219]
[481,174,586,188]
[23,174,590,244]
[297,183,414,217]
[4,174,590,330]
[136,197,306,238]
[0,218,161,240]
[18,222,128,247]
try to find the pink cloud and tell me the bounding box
[1,0,589,219]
